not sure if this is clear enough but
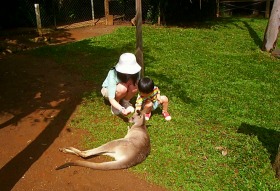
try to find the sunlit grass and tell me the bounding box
[31,17,280,190]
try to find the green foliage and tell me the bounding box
[31,18,280,190]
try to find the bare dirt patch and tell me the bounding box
[0,24,167,191]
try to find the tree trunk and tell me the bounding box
[262,0,280,52]
[273,144,280,179]
[135,0,144,77]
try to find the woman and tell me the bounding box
[101,53,141,115]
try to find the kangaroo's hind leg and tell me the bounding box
[59,147,86,157]
[79,139,127,158]
[59,139,126,159]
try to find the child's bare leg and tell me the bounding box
[123,84,138,101]
[115,83,128,102]
[143,100,153,114]
[160,95,169,112]
[161,95,171,120]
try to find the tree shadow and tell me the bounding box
[242,21,263,49]
[0,28,79,60]
[0,38,131,190]
[0,98,80,190]
[0,57,87,190]
[237,123,280,164]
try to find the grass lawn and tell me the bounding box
[32,17,280,190]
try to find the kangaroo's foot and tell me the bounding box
[59,147,82,156]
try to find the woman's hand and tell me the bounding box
[121,107,133,116]
[121,106,135,116]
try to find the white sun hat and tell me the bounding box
[115,53,141,74]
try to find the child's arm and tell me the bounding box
[155,87,162,104]
[135,94,143,111]
[156,93,162,104]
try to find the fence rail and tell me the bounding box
[1,0,266,30]
[1,0,151,29]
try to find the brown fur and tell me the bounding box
[56,110,150,170]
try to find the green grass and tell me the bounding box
[31,17,280,190]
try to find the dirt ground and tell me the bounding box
[0,24,168,191]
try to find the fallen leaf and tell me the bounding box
[215,146,224,151]
[222,150,228,156]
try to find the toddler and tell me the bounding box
[135,77,171,121]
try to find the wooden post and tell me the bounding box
[91,0,95,25]
[265,0,271,19]
[104,0,110,25]
[52,0,57,29]
[135,0,144,77]
[216,0,220,17]
[34,4,42,36]
[157,2,161,26]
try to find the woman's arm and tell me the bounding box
[109,98,130,115]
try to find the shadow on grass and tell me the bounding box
[237,123,280,164]
[0,37,132,190]
[0,56,89,190]
[242,21,263,49]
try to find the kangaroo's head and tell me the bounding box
[129,110,145,127]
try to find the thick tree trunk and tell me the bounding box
[262,0,280,52]
[273,144,280,179]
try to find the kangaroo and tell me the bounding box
[56,110,150,170]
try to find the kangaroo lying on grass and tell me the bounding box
[56,110,150,170]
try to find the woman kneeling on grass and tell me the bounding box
[135,77,171,121]
[101,53,141,116]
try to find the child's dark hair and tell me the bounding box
[138,77,154,94]
[116,70,139,85]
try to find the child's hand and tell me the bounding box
[121,106,134,116]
